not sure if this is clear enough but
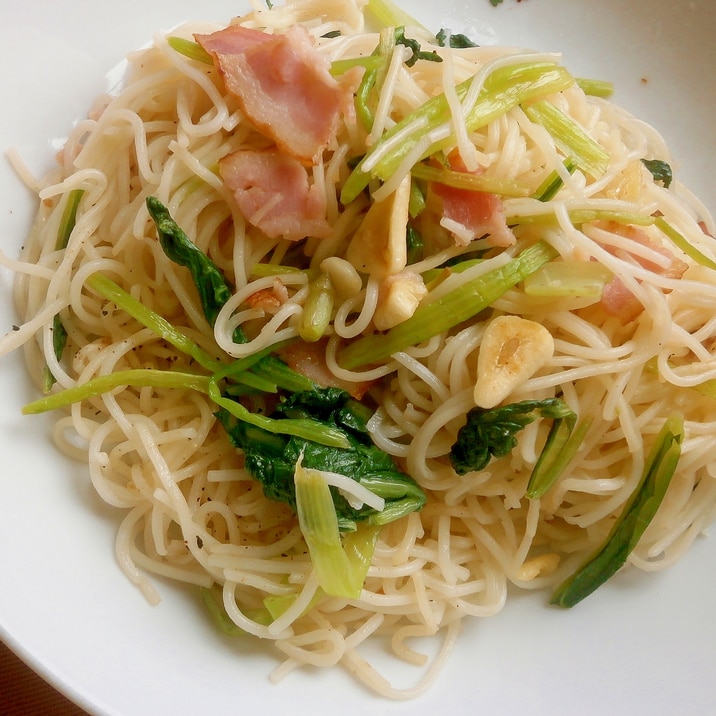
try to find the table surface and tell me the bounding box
[0,640,89,716]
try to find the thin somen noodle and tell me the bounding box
[2,0,716,699]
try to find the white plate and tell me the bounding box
[1,1,715,714]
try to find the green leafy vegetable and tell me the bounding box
[146,196,327,392]
[449,398,576,478]
[143,200,427,525]
[641,158,673,189]
[394,26,442,67]
[217,387,426,532]
[550,414,684,608]
[146,196,235,331]
[435,29,479,48]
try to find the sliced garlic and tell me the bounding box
[345,173,411,278]
[474,315,554,409]
[517,553,561,581]
[373,271,427,331]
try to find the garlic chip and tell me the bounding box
[474,315,555,409]
[345,174,411,278]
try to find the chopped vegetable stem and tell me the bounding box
[365,0,427,31]
[340,240,558,369]
[295,460,379,597]
[550,414,684,607]
[508,208,655,228]
[526,416,592,498]
[167,36,213,64]
[341,63,574,204]
[655,217,716,272]
[86,273,223,373]
[411,162,530,197]
[208,379,352,449]
[24,369,211,415]
[575,77,614,98]
[532,158,578,202]
[523,100,610,178]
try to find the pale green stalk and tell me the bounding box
[524,100,610,178]
[655,217,716,272]
[86,273,223,373]
[341,63,574,204]
[551,414,684,607]
[295,461,380,598]
[24,369,210,415]
[299,273,335,343]
[410,163,531,197]
[208,378,351,449]
[340,241,558,369]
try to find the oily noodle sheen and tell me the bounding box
[3,0,716,699]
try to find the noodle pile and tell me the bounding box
[3,0,716,698]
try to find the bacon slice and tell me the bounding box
[596,222,688,323]
[430,154,515,248]
[220,148,331,241]
[279,339,376,400]
[195,24,349,164]
[245,278,289,314]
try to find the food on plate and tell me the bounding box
[2,0,716,698]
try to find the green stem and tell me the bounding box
[167,37,213,65]
[523,100,610,178]
[507,208,655,228]
[576,77,614,98]
[411,162,531,197]
[208,379,351,449]
[45,189,86,391]
[330,55,384,76]
[365,0,428,31]
[532,157,578,202]
[655,217,716,272]
[341,62,574,204]
[86,273,224,373]
[340,240,557,369]
[526,415,591,499]
[24,369,210,414]
[299,273,335,343]
[550,413,684,608]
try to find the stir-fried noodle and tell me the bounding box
[3,0,716,698]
